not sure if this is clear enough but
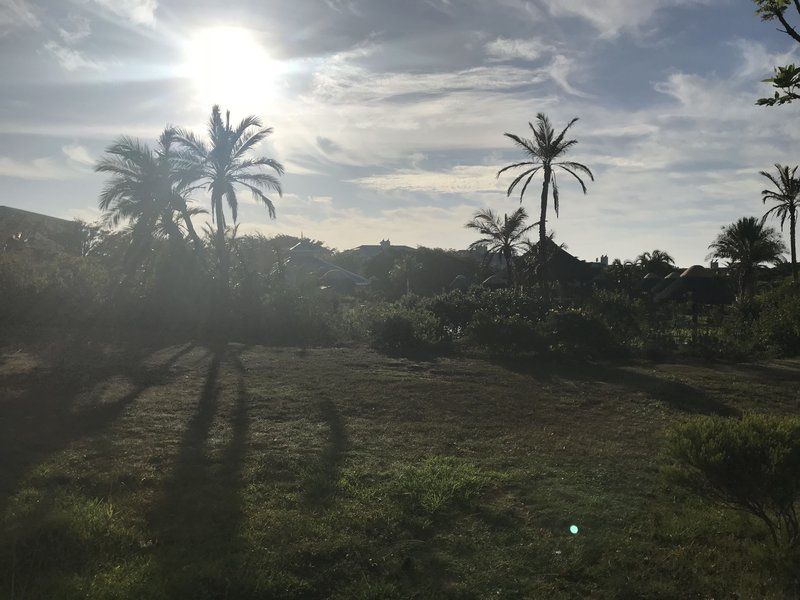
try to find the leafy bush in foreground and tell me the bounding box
[540,308,616,357]
[368,305,448,354]
[665,414,800,549]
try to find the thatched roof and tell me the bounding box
[654,265,733,304]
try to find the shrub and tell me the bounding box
[0,250,110,326]
[539,308,615,357]
[368,305,448,354]
[587,289,642,346]
[464,309,542,354]
[664,414,800,548]
[756,282,800,357]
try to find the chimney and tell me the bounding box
[600,255,609,267]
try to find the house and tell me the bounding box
[285,238,370,290]
[0,205,83,255]
[350,239,414,260]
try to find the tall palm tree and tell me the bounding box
[175,105,284,288]
[760,163,799,282]
[707,216,786,299]
[497,113,593,254]
[636,249,675,277]
[465,207,535,287]
[95,132,205,276]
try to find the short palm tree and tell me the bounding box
[497,113,593,254]
[95,132,205,276]
[636,249,675,277]
[465,207,535,287]
[175,105,283,288]
[760,163,799,282]
[707,216,786,299]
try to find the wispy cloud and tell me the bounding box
[0,156,82,180]
[44,41,105,72]
[90,0,157,26]
[486,37,553,61]
[539,0,709,38]
[0,0,39,37]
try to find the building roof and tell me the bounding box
[0,205,82,254]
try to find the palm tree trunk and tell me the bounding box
[504,245,515,287]
[539,166,551,247]
[539,166,551,292]
[179,204,205,260]
[791,209,798,283]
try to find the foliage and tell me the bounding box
[539,308,616,357]
[761,164,799,282]
[0,250,110,326]
[586,289,643,346]
[497,113,593,263]
[465,310,542,354]
[368,304,449,354]
[465,207,535,287]
[707,216,786,299]
[636,249,675,277]
[753,1,800,105]
[756,281,800,356]
[665,414,800,548]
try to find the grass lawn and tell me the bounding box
[2,334,800,598]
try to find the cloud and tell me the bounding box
[486,37,553,61]
[44,41,105,72]
[539,0,708,37]
[0,0,39,37]
[90,0,157,26]
[0,156,81,180]
[62,144,95,167]
[316,136,343,155]
[352,165,504,194]
[58,14,92,44]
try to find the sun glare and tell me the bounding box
[184,26,282,114]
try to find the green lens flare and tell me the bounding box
[569,525,579,534]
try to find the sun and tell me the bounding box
[184,26,282,114]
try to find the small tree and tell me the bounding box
[665,414,800,548]
[754,1,800,105]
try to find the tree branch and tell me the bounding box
[776,10,800,44]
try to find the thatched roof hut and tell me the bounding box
[654,265,733,304]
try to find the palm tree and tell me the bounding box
[175,105,284,288]
[465,207,535,287]
[636,249,675,277]
[707,216,786,299]
[497,113,593,256]
[95,132,205,277]
[760,163,799,282]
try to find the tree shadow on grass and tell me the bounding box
[302,397,349,506]
[493,356,738,416]
[0,341,198,511]
[147,343,252,598]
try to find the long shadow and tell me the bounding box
[303,397,349,506]
[0,341,197,510]
[147,343,252,597]
[493,356,737,416]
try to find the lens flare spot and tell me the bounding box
[569,525,579,535]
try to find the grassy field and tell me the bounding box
[2,334,800,599]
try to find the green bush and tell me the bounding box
[756,282,800,356]
[368,305,448,354]
[464,309,542,354]
[0,250,110,326]
[539,308,616,357]
[664,414,800,548]
[587,289,643,346]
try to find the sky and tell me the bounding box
[1,0,799,265]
